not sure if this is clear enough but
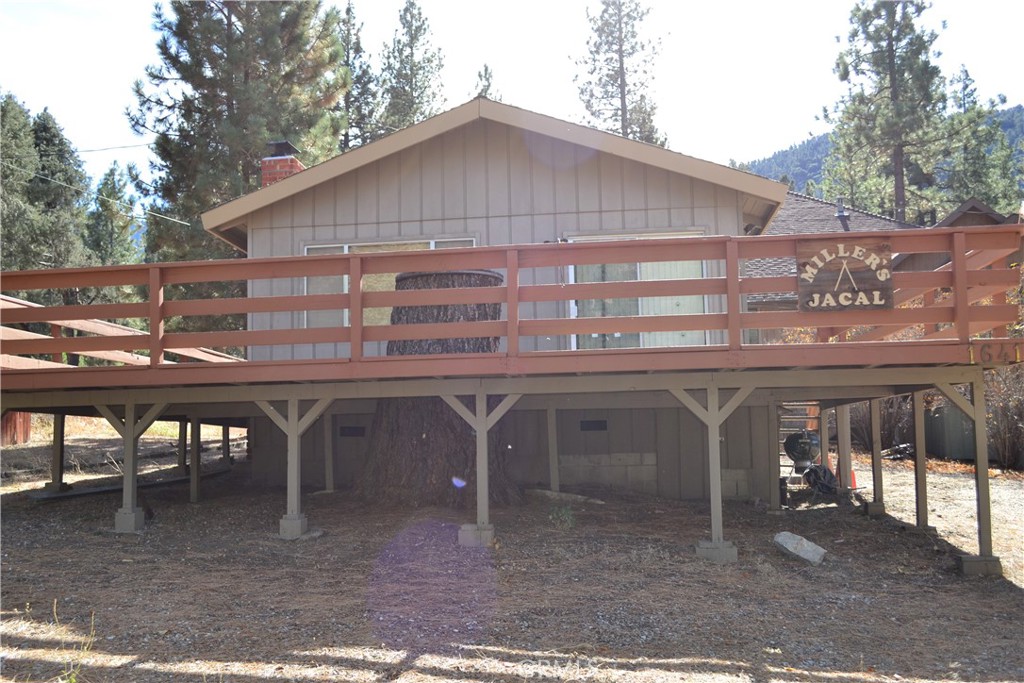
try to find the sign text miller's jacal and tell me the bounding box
[796,238,894,311]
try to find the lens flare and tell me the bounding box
[451,476,467,488]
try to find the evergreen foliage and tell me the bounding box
[378,0,445,135]
[85,163,142,267]
[337,0,380,152]
[128,0,349,336]
[824,0,945,221]
[128,0,348,266]
[576,0,666,146]
[474,64,500,101]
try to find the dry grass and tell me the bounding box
[1,439,1022,683]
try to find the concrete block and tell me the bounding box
[695,540,738,564]
[114,507,144,533]
[641,452,657,466]
[458,524,494,547]
[279,513,308,540]
[610,453,641,466]
[956,554,1003,577]
[862,501,886,517]
[774,531,826,565]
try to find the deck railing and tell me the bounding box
[1,225,1020,389]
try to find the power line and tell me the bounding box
[0,159,189,226]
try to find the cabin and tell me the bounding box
[2,99,1020,575]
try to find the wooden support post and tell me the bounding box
[670,384,752,563]
[934,378,1001,575]
[323,414,335,493]
[221,425,231,465]
[284,398,303,535]
[441,392,522,547]
[817,406,830,468]
[190,417,201,503]
[44,413,68,492]
[969,378,996,561]
[706,386,725,544]
[836,404,852,489]
[475,392,490,528]
[256,397,333,539]
[865,398,884,515]
[100,402,166,533]
[546,406,560,493]
[177,419,187,472]
[767,398,781,510]
[912,391,930,529]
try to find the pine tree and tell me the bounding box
[378,0,445,135]
[129,0,349,265]
[575,0,666,146]
[935,68,1020,214]
[25,109,93,282]
[827,0,945,222]
[337,0,380,152]
[86,163,142,267]
[0,94,43,272]
[473,64,500,100]
[128,1,349,337]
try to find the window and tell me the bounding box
[569,233,707,349]
[304,238,475,328]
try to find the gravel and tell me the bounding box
[1,439,1021,683]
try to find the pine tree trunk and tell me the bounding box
[354,270,522,508]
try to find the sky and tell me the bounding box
[1,0,1021,189]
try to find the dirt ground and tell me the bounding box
[1,437,1022,683]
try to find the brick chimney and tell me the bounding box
[261,141,304,188]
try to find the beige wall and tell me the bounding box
[245,119,747,361]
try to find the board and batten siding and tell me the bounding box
[248,402,774,503]
[246,119,745,361]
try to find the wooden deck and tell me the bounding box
[1,224,1021,393]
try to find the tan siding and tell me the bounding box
[679,409,708,499]
[313,182,334,227]
[443,131,465,218]
[378,153,401,223]
[655,408,680,499]
[356,165,378,224]
[508,129,532,215]
[399,146,421,220]
[335,176,356,225]
[464,121,488,217]
[552,140,579,215]
[530,135,556,215]
[421,136,444,220]
[485,121,510,216]
[293,187,314,227]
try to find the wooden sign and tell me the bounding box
[797,238,893,311]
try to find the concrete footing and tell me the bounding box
[695,540,738,564]
[279,514,308,540]
[43,482,72,493]
[862,501,886,517]
[956,554,1002,577]
[458,523,494,547]
[114,507,145,533]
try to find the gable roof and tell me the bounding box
[201,97,787,248]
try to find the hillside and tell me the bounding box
[747,105,1024,192]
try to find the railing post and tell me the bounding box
[349,256,362,361]
[49,324,63,364]
[726,239,741,349]
[149,266,164,366]
[952,231,969,344]
[506,249,519,357]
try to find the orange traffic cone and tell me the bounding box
[850,469,858,489]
